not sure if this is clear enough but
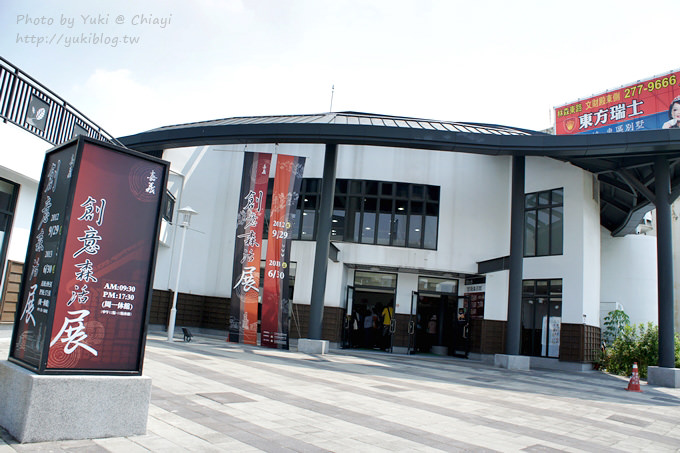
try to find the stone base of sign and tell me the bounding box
[494,354,531,371]
[0,360,151,443]
[297,338,329,354]
[648,366,680,388]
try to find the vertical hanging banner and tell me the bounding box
[10,136,168,374]
[229,152,271,344]
[261,155,305,349]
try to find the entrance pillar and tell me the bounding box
[506,155,525,355]
[308,143,338,340]
[654,156,675,368]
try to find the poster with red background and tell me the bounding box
[11,138,167,374]
[46,142,166,371]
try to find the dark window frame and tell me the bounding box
[333,179,439,250]
[0,178,19,288]
[521,278,563,358]
[264,178,440,250]
[524,187,563,257]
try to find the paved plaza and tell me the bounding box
[1,326,679,452]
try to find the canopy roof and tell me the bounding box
[120,111,680,236]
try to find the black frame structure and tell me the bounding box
[9,136,168,375]
[524,187,564,257]
[120,111,680,367]
[0,57,121,147]
[0,177,19,285]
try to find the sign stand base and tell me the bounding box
[494,354,531,370]
[648,366,680,388]
[0,361,151,443]
[297,338,329,354]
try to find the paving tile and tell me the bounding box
[3,332,680,452]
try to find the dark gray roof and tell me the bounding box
[144,111,540,136]
[119,111,680,237]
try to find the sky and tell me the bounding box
[2,0,680,179]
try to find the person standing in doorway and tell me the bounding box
[427,315,437,352]
[381,302,394,351]
[363,307,375,348]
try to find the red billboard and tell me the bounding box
[555,70,680,135]
[11,137,168,374]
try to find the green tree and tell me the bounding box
[602,309,630,346]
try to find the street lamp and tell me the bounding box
[167,206,198,341]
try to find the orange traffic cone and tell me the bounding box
[625,362,643,392]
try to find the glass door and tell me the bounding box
[407,291,417,354]
[343,286,355,348]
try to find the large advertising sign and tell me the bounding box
[229,152,272,345]
[10,137,168,375]
[261,155,305,349]
[555,70,680,135]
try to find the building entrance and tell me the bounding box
[351,290,394,350]
[345,270,397,351]
[412,293,456,354]
[410,275,467,356]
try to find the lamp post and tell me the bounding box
[167,206,198,341]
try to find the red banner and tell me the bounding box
[555,70,680,135]
[229,152,271,344]
[261,155,305,349]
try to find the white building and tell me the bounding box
[109,112,680,367]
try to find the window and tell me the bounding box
[521,279,562,358]
[0,179,19,284]
[263,178,440,249]
[418,276,458,294]
[354,271,397,289]
[264,178,321,240]
[333,179,439,250]
[524,188,563,257]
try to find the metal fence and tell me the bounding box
[0,56,122,147]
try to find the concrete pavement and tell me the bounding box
[1,327,679,452]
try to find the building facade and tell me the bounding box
[116,112,680,366]
[3,112,679,369]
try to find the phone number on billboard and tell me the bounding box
[625,76,677,98]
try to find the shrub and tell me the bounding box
[602,322,680,379]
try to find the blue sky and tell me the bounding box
[2,0,679,177]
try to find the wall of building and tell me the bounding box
[154,143,611,334]
[523,157,601,326]
[155,144,514,313]
[0,166,38,297]
[484,270,509,321]
[600,228,658,325]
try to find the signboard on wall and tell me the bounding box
[10,136,168,375]
[464,283,485,320]
[555,70,680,135]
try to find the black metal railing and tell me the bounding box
[0,56,123,147]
